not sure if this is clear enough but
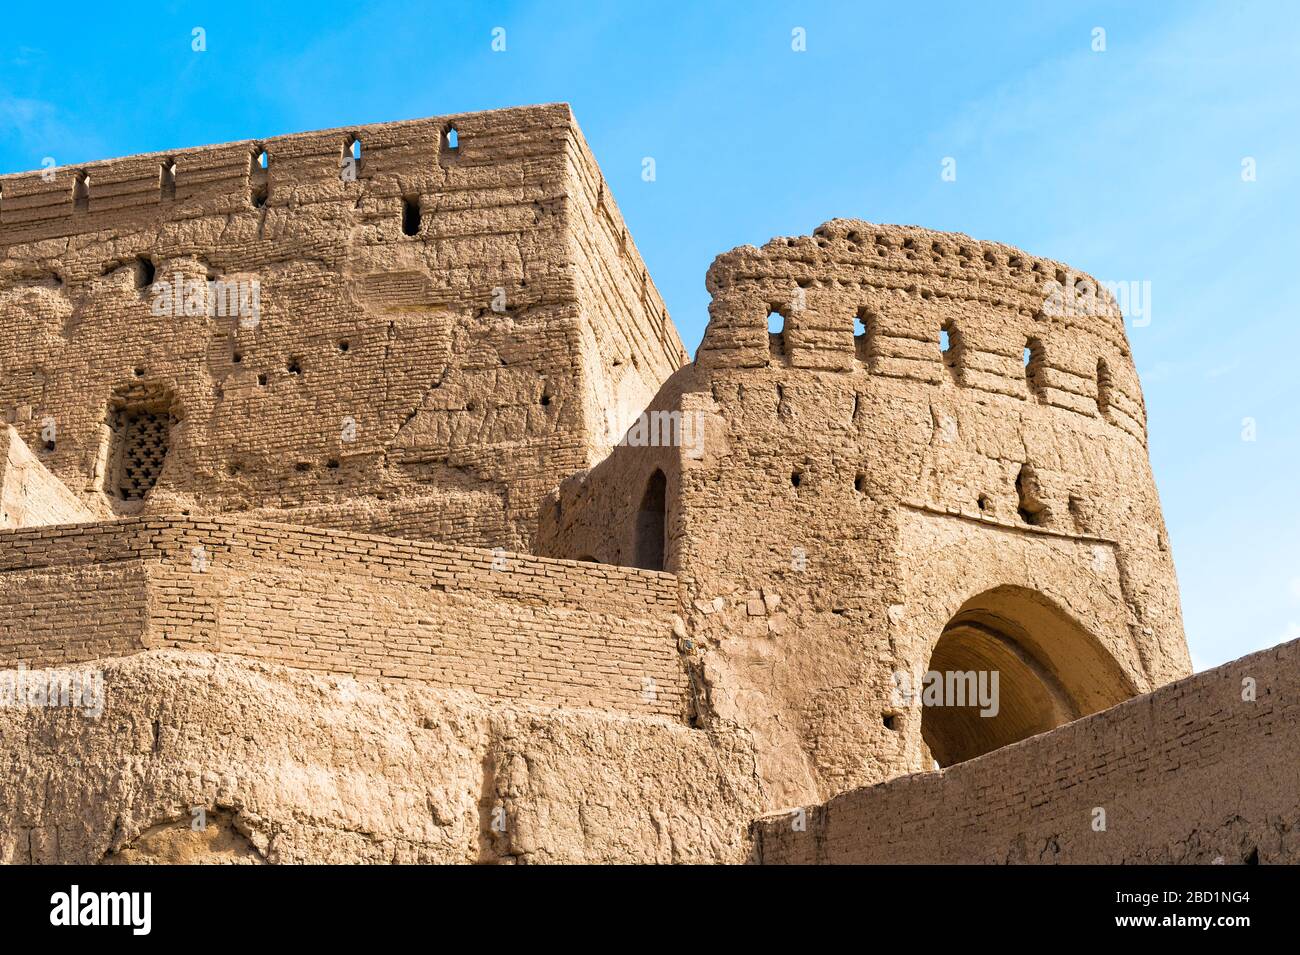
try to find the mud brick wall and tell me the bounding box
[0,518,689,719]
[752,636,1300,863]
[0,104,685,552]
[0,561,148,667]
[540,218,1190,809]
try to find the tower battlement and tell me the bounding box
[699,218,1146,443]
[541,222,1187,802]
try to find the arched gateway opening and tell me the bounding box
[921,586,1135,768]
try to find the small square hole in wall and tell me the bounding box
[883,713,899,731]
[134,256,155,290]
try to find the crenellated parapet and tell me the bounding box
[697,219,1147,444]
[0,107,545,239]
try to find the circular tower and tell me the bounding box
[540,219,1190,807]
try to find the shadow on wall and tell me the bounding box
[633,469,666,571]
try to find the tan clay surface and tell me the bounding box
[0,107,1256,866]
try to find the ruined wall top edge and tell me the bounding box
[0,103,573,184]
[705,218,1129,336]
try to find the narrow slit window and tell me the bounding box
[1096,357,1113,416]
[159,159,176,200]
[135,256,156,290]
[854,309,871,365]
[768,307,787,359]
[342,136,362,180]
[249,147,269,207]
[940,321,963,382]
[445,126,459,151]
[1024,337,1046,398]
[73,171,90,212]
[402,196,421,236]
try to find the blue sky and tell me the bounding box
[2,1,1297,670]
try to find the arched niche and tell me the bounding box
[921,585,1136,767]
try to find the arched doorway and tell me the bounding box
[920,586,1135,767]
[632,469,667,571]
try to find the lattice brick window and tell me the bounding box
[108,406,172,500]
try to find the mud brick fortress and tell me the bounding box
[0,105,1294,864]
